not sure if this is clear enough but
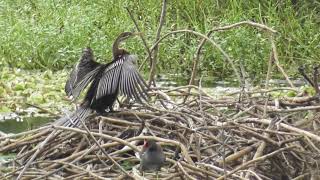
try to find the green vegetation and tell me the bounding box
[0,67,70,114]
[0,0,319,80]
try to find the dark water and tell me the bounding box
[0,116,52,134]
[156,74,239,87]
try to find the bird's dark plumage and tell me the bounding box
[65,47,100,100]
[61,32,148,127]
[18,32,147,178]
[140,139,166,172]
[83,53,148,113]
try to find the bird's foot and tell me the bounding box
[96,110,108,116]
[109,107,120,113]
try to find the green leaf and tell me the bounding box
[0,106,11,113]
[0,86,6,97]
[14,84,25,91]
[28,93,45,104]
[286,91,297,97]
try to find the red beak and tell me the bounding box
[143,139,148,147]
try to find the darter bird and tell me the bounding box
[16,32,149,180]
[61,31,148,127]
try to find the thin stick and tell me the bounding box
[53,125,139,151]
[51,160,108,180]
[298,66,314,87]
[313,66,320,94]
[244,115,277,178]
[269,35,295,88]
[148,0,167,86]
[16,129,58,180]
[216,146,295,180]
[265,51,274,88]
[147,29,242,84]
[125,7,153,70]
[243,118,320,142]
[77,118,131,177]
[189,20,277,86]
[25,102,58,116]
[0,126,50,141]
[266,105,320,113]
[209,21,276,33]
[177,162,197,180]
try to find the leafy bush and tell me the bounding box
[0,0,319,80]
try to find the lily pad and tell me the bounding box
[28,93,45,104]
[286,91,297,97]
[14,84,25,91]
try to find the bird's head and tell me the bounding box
[113,31,142,58]
[143,139,158,151]
[83,47,93,53]
[81,47,94,62]
[117,31,141,42]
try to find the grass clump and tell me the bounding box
[0,0,319,80]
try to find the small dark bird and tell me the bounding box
[59,32,148,127]
[140,139,166,174]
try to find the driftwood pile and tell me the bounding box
[1,3,320,178]
[1,84,320,179]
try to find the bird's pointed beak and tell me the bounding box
[143,139,147,147]
[132,32,143,36]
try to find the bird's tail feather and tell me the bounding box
[55,106,92,127]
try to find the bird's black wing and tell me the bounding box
[95,58,124,100]
[65,48,101,100]
[95,54,148,102]
[118,55,149,102]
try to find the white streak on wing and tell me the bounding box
[118,69,124,94]
[131,71,145,101]
[107,68,115,94]
[108,62,118,94]
[125,67,133,98]
[112,64,121,93]
[126,62,139,99]
[118,66,125,95]
[128,70,139,99]
[132,71,144,100]
[122,58,132,98]
[95,58,124,100]
[132,67,148,101]
[110,60,122,93]
[118,54,148,102]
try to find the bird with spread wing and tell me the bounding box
[17,32,149,179]
[60,31,149,127]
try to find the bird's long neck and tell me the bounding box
[112,37,124,58]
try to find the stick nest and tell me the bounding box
[1,86,320,179]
